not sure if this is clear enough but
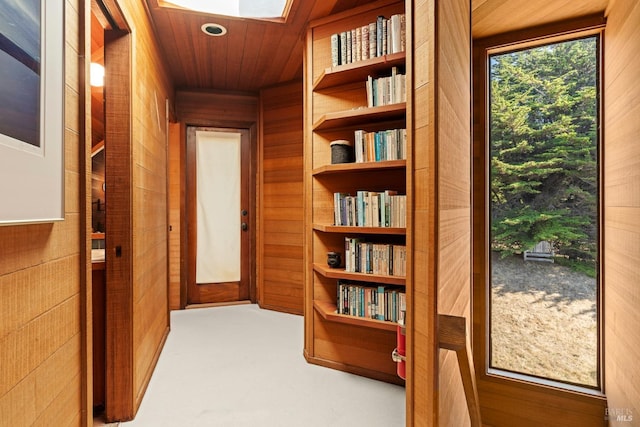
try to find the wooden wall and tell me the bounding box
[176,90,259,129]
[102,0,174,419]
[0,0,87,425]
[124,0,173,413]
[408,0,437,423]
[168,122,183,310]
[408,0,472,425]
[435,0,472,426]
[258,81,305,315]
[604,0,640,424]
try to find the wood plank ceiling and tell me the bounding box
[143,0,608,94]
[144,0,369,92]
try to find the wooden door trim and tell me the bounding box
[104,28,134,421]
[182,126,257,307]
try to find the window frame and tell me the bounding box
[472,15,607,416]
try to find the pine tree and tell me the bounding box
[490,38,598,268]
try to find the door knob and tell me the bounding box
[241,222,248,231]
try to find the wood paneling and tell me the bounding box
[259,81,304,314]
[168,122,183,310]
[176,90,258,128]
[472,0,608,39]
[407,0,437,424]
[104,28,135,420]
[0,1,86,425]
[100,0,173,421]
[408,0,472,425]
[123,0,173,417]
[604,0,640,424]
[436,0,472,424]
[144,0,368,93]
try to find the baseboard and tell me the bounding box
[185,300,252,309]
[258,302,303,316]
[304,351,405,386]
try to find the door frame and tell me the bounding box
[180,123,257,308]
[87,0,136,421]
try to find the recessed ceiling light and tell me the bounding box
[201,23,227,36]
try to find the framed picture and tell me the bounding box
[0,0,64,225]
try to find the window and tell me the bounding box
[487,36,600,388]
[162,0,289,19]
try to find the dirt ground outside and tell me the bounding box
[490,252,598,387]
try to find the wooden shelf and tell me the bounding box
[313,300,398,332]
[313,224,406,235]
[305,0,407,384]
[313,263,406,285]
[313,159,406,176]
[313,103,406,131]
[313,52,407,91]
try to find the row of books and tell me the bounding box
[334,191,407,228]
[345,238,407,277]
[366,67,406,107]
[354,128,406,163]
[330,14,406,68]
[337,280,406,323]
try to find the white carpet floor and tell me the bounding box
[120,304,406,426]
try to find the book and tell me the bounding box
[376,16,384,57]
[361,25,369,60]
[377,285,387,320]
[400,13,406,52]
[346,30,352,64]
[355,27,362,62]
[390,14,402,54]
[382,18,388,55]
[340,31,347,66]
[331,33,340,67]
[369,22,377,58]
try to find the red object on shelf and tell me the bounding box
[393,319,406,380]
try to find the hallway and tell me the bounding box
[118,305,405,426]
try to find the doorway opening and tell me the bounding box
[89,0,135,422]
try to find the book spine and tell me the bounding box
[356,190,365,227]
[340,32,347,66]
[331,33,340,67]
[346,30,352,64]
[382,18,388,56]
[390,14,400,54]
[377,286,386,320]
[361,25,369,60]
[376,16,384,57]
[400,14,406,52]
[372,194,379,227]
[355,27,362,62]
[369,22,377,59]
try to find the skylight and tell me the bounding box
[163,0,289,19]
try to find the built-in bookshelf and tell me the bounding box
[304,0,408,385]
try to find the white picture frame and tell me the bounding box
[0,0,65,225]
